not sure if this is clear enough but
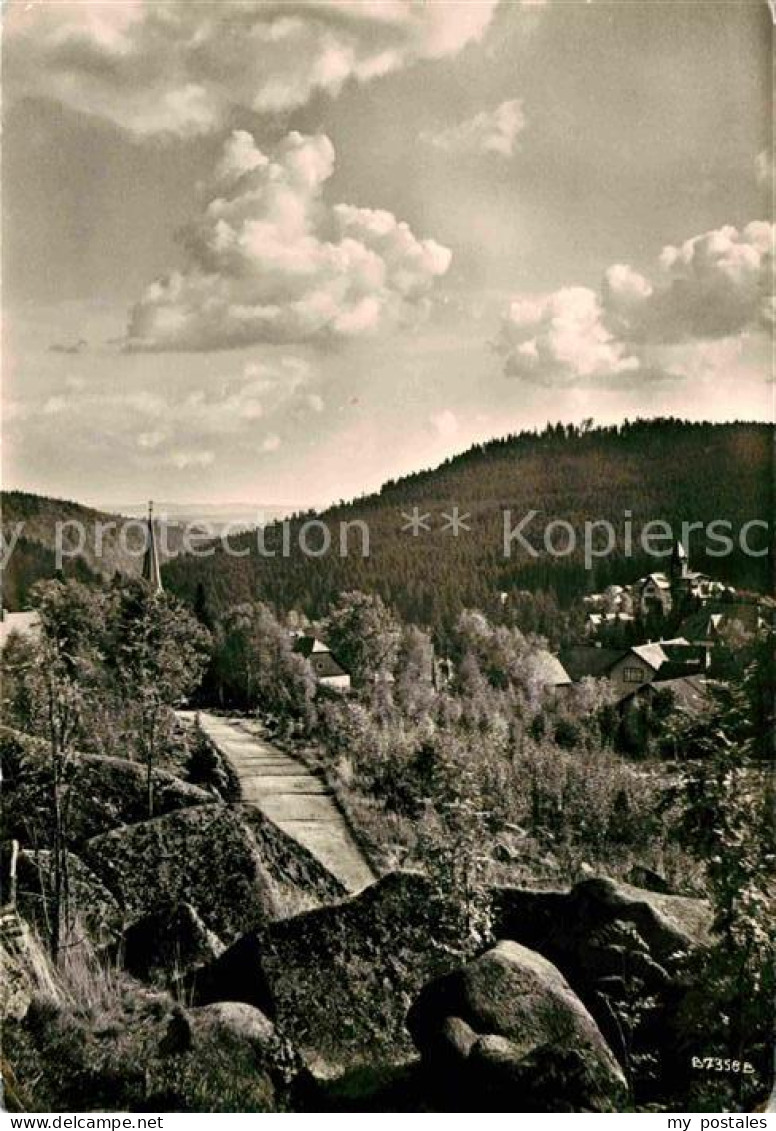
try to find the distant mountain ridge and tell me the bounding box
[107,501,301,533]
[162,418,774,636]
[4,420,773,630]
[1,491,186,610]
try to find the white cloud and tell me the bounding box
[498,287,639,385]
[126,130,451,352]
[7,356,313,473]
[429,408,460,438]
[421,99,526,158]
[601,222,774,344]
[5,1,500,137]
[498,220,774,386]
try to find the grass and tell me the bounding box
[2,923,292,1112]
[301,714,706,896]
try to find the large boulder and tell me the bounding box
[16,849,124,947]
[490,876,712,1102]
[264,871,470,1069]
[122,902,225,986]
[82,804,278,945]
[4,743,212,849]
[492,877,710,975]
[186,929,274,1016]
[189,1002,307,1098]
[240,807,346,908]
[191,871,467,1069]
[4,989,310,1112]
[407,940,627,1112]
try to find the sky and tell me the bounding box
[2,0,773,512]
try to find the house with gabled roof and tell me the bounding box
[292,634,351,692]
[529,649,572,690]
[586,542,735,632]
[559,639,703,702]
[677,602,771,644]
[618,674,713,751]
[601,643,669,698]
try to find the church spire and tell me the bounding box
[142,501,163,593]
[670,539,689,583]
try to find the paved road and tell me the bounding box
[182,711,376,894]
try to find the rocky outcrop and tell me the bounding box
[4,747,212,849]
[189,1001,306,1098]
[82,805,278,944]
[4,988,310,1112]
[408,940,627,1112]
[490,876,712,1102]
[186,929,274,1015]
[190,871,466,1068]
[263,871,469,1067]
[492,877,710,970]
[122,902,225,985]
[16,849,124,947]
[240,807,346,906]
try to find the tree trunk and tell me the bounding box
[146,713,156,818]
[51,747,63,964]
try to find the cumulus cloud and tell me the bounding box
[5,1,500,137]
[606,221,774,342]
[498,287,639,386]
[125,130,452,352]
[421,99,526,158]
[498,221,774,385]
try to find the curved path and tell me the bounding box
[181,711,376,894]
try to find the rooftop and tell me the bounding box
[558,646,626,681]
[0,610,41,648]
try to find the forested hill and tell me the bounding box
[1,492,186,610]
[164,419,774,636]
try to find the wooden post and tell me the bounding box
[8,838,19,909]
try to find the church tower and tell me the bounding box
[142,501,163,593]
[669,539,690,610]
[669,540,689,584]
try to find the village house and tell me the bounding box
[585,541,732,629]
[676,602,772,644]
[618,674,712,751]
[559,638,707,703]
[584,610,635,635]
[0,609,41,650]
[292,634,351,692]
[529,649,573,691]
